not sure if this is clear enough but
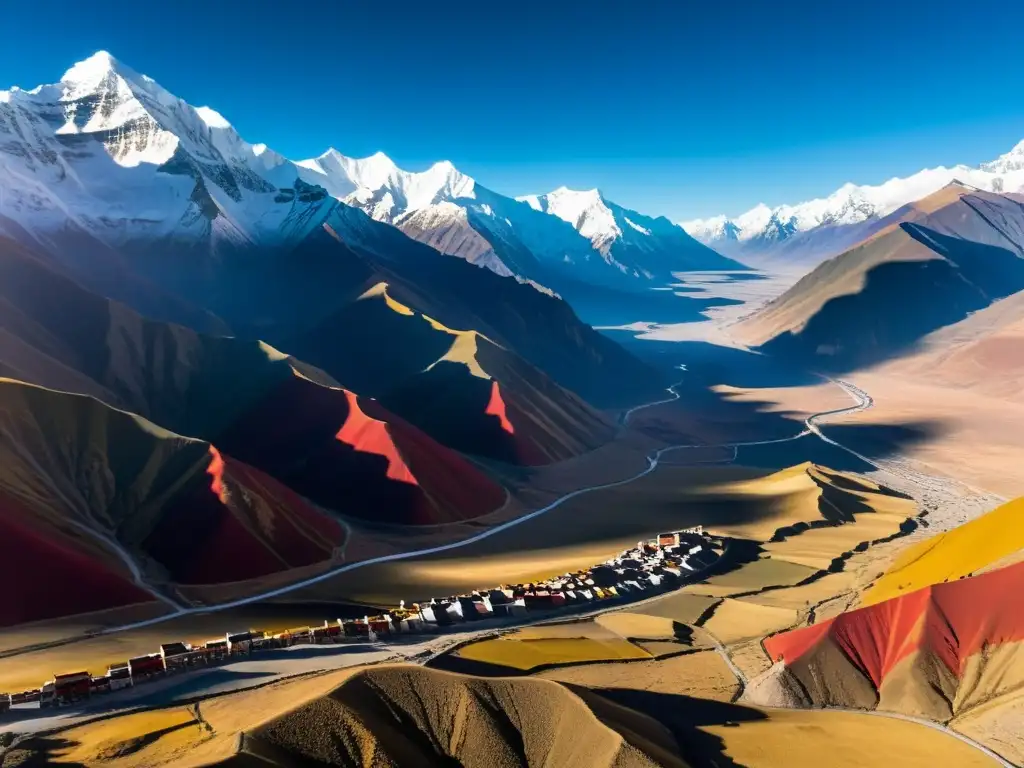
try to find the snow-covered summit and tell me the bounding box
[297,150,476,215]
[683,143,1024,248]
[518,187,621,251]
[0,50,744,298]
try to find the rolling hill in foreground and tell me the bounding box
[750,497,1024,724]
[734,184,1024,370]
[225,666,687,768]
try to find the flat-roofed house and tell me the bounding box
[128,654,165,680]
[106,664,132,691]
[226,631,255,653]
[53,672,91,704]
[160,642,194,671]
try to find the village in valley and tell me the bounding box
[4,528,719,713]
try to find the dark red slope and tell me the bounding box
[765,560,1024,686]
[213,374,505,525]
[0,491,154,627]
[378,363,548,466]
[144,446,347,586]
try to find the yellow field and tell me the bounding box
[594,612,678,640]
[25,708,207,766]
[761,511,906,571]
[701,599,799,644]
[537,649,740,702]
[455,635,650,671]
[685,558,817,597]
[731,570,856,612]
[626,591,720,624]
[705,707,1000,767]
[862,497,1024,607]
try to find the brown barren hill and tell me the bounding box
[876,289,1024,403]
[221,665,689,767]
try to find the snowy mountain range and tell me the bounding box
[0,50,740,303]
[681,141,1024,268]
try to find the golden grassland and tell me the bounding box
[537,649,740,702]
[861,497,1024,607]
[703,707,1000,768]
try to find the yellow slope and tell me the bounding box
[861,497,1024,607]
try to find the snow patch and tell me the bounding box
[195,106,231,129]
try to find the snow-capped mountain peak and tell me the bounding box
[295,150,475,213]
[60,50,132,99]
[195,106,231,129]
[982,138,1024,174]
[0,49,744,302]
[298,148,400,198]
[517,186,620,251]
[682,141,1024,251]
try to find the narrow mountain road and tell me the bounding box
[2,438,187,612]
[62,518,187,612]
[90,375,876,636]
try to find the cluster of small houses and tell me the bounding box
[3,528,713,712]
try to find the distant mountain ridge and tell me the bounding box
[734,184,1024,370]
[682,140,1024,270]
[0,50,741,301]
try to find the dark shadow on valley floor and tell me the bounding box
[581,686,765,768]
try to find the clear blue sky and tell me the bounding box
[4,0,1024,220]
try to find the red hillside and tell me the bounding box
[211,373,506,525]
[0,491,154,627]
[144,445,349,585]
[764,560,1024,686]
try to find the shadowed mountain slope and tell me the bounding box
[287,282,617,465]
[0,379,352,622]
[0,369,506,623]
[735,186,1024,370]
